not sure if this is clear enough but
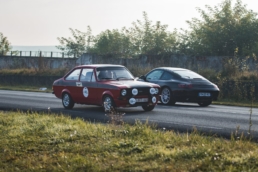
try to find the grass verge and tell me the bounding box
[212,99,258,108]
[0,85,52,93]
[0,111,258,171]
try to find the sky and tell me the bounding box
[1,0,258,46]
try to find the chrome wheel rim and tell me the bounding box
[103,96,112,111]
[161,88,170,104]
[63,94,70,107]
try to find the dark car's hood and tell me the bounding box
[105,80,159,88]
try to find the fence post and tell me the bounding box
[40,51,42,57]
[30,51,32,57]
[20,51,22,57]
[11,51,12,56]
[51,52,53,58]
[62,52,64,58]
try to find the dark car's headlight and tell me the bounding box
[121,89,127,96]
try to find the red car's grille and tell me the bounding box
[127,87,150,96]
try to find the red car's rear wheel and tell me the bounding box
[102,95,115,112]
[62,93,74,109]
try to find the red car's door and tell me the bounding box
[63,68,82,102]
[76,68,98,104]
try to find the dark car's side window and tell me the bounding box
[146,70,164,81]
[160,71,174,80]
[65,69,81,81]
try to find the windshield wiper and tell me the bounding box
[116,77,134,81]
[100,77,113,80]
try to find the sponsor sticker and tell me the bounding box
[136,98,148,102]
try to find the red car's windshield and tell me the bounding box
[96,67,134,80]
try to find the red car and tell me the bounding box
[52,64,160,112]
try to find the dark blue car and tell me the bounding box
[139,67,220,107]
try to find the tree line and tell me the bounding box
[1,0,258,58]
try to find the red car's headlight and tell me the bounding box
[121,89,127,96]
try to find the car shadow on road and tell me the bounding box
[157,102,213,108]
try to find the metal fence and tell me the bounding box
[1,51,77,58]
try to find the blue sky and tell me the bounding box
[1,0,257,46]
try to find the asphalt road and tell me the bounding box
[0,90,258,140]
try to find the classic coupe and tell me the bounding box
[52,64,160,112]
[139,67,220,107]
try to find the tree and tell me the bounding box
[89,12,178,57]
[56,12,178,58]
[0,32,12,55]
[88,28,131,58]
[56,26,92,57]
[178,0,258,56]
[128,12,178,55]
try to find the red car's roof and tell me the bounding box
[75,64,125,68]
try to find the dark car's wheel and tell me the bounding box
[142,105,155,111]
[160,87,176,105]
[103,95,115,112]
[62,93,74,109]
[198,100,212,107]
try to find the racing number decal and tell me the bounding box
[83,87,89,97]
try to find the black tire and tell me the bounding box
[142,105,155,111]
[160,87,176,105]
[198,100,212,107]
[62,93,74,109]
[102,95,115,112]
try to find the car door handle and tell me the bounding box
[76,82,82,87]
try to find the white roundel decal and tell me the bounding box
[83,87,89,97]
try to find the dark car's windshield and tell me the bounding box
[96,67,134,80]
[173,70,205,79]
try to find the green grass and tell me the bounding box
[0,111,258,171]
[0,85,52,93]
[0,68,69,76]
[213,99,258,108]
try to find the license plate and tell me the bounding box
[199,92,211,97]
[136,98,148,102]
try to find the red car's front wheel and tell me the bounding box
[102,95,115,112]
[142,105,155,111]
